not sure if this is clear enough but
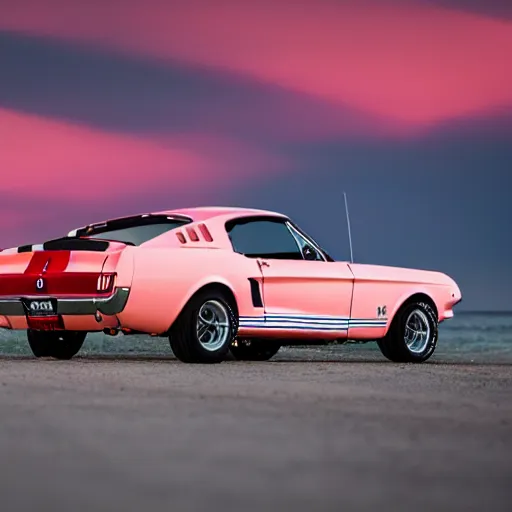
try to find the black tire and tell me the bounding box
[377,301,438,363]
[230,339,281,361]
[27,330,87,360]
[169,288,238,363]
[27,330,52,358]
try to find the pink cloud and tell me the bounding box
[0,108,289,201]
[1,0,511,128]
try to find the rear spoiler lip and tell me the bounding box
[0,237,133,254]
[43,236,136,248]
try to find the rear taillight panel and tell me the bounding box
[0,272,116,296]
[97,273,116,293]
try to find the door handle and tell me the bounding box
[257,259,270,268]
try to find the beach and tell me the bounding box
[1,345,511,512]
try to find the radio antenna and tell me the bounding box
[343,192,354,263]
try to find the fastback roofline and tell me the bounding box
[68,212,193,237]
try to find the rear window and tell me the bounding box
[76,216,191,246]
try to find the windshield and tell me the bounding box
[76,215,191,246]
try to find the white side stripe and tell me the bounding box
[239,314,387,331]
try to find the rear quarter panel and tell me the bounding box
[348,264,461,339]
[117,247,262,334]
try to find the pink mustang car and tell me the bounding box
[0,206,461,363]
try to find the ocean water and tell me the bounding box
[1,312,511,364]
[434,312,512,363]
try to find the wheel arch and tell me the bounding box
[387,292,438,332]
[166,280,239,334]
[188,281,239,314]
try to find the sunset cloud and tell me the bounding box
[0,108,288,201]
[0,30,406,144]
[1,0,511,128]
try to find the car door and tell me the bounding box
[226,217,354,336]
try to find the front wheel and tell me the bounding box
[169,289,238,363]
[27,330,87,360]
[377,301,438,363]
[230,339,281,361]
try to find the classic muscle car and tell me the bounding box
[0,206,461,363]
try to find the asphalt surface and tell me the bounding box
[1,349,511,512]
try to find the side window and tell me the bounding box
[287,224,324,261]
[227,219,303,259]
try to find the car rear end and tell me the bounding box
[0,237,134,332]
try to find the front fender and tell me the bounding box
[385,287,437,331]
[348,268,461,340]
[384,281,461,334]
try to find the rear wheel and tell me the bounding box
[377,301,438,363]
[169,289,238,363]
[27,330,87,360]
[230,339,281,361]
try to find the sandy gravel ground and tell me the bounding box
[1,349,511,512]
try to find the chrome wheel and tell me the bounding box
[404,309,431,354]
[196,300,231,352]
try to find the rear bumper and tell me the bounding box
[0,287,130,316]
